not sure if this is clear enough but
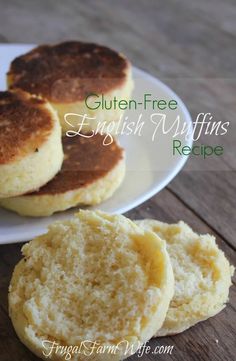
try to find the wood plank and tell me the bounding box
[168,171,236,249]
[0,0,235,78]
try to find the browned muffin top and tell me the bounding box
[8,41,130,103]
[0,90,54,165]
[26,133,124,195]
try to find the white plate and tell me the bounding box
[0,44,192,244]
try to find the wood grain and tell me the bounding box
[168,171,236,249]
[0,0,235,360]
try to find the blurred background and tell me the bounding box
[0,0,235,79]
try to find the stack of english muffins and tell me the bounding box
[0,41,133,216]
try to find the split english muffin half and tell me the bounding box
[0,90,63,198]
[9,210,174,361]
[7,41,133,134]
[136,219,234,336]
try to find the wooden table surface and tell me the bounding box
[0,1,235,360]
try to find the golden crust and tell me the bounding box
[27,133,124,195]
[0,90,54,164]
[8,41,130,103]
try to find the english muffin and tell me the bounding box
[8,41,133,134]
[0,133,125,216]
[0,90,63,198]
[136,219,234,336]
[9,210,174,361]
